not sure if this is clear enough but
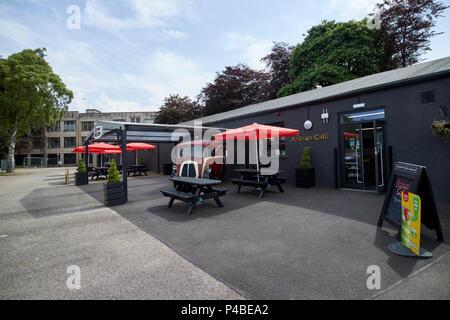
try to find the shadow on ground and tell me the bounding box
[76,175,450,299]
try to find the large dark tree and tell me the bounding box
[198,64,271,116]
[261,42,295,99]
[154,94,201,124]
[278,20,383,97]
[375,0,449,69]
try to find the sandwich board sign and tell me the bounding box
[400,191,421,256]
[377,162,443,242]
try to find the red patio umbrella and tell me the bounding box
[213,123,299,178]
[71,143,122,166]
[125,143,156,165]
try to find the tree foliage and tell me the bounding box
[154,94,200,124]
[0,48,73,171]
[261,42,295,99]
[299,146,312,169]
[376,0,449,69]
[278,20,383,97]
[198,64,271,116]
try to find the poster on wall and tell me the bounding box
[377,162,444,242]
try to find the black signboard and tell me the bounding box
[377,162,444,241]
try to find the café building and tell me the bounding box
[185,57,450,203]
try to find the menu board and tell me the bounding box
[377,162,443,242]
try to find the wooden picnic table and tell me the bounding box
[161,177,228,215]
[90,167,109,180]
[127,165,148,176]
[231,168,287,198]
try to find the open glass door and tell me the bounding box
[374,120,386,192]
[342,125,363,189]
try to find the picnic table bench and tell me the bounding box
[231,168,286,198]
[127,165,149,176]
[90,167,109,180]
[161,177,228,215]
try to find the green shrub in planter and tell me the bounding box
[104,159,124,206]
[139,156,144,166]
[75,158,88,185]
[295,147,315,188]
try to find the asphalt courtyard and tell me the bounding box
[1,167,449,299]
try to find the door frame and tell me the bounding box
[338,108,387,192]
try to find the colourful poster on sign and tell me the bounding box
[401,191,421,256]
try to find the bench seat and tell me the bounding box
[160,188,195,201]
[230,178,266,186]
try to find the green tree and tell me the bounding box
[107,159,121,184]
[154,94,201,124]
[278,20,383,97]
[0,48,73,172]
[299,147,312,169]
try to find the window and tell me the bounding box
[32,138,42,149]
[131,117,141,123]
[64,153,77,164]
[81,121,94,131]
[144,118,154,124]
[48,137,60,149]
[421,91,435,104]
[64,120,76,131]
[340,109,385,124]
[64,137,76,148]
[263,121,287,157]
[113,119,126,122]
[48,122,60,132]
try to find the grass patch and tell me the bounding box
[0,172,28,176]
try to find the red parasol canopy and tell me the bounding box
[213,123,299,141]
[71,143,121,154]
[126,143,156,151]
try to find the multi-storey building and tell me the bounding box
[14,109,157,166]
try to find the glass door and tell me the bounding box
[374,120,386,192]
[342,125,363,189]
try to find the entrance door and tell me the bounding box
[340,109,386,191]
[342,125,363,189]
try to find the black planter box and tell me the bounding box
[75,172,88,186]
[103,182,125,206]
[295,168,315,188]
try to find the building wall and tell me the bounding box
[208,76,450,203]
[14,110,157,167]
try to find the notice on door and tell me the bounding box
[401,191,421,256]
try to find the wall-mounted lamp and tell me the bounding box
[321,109,329,124]
[304,120,313,130]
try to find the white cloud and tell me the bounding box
[83,0,190,31]
[0,19,37,47]
[95,93,158,112]
[324,0,378,20]
[225,33,273,70]
[123,49,213,106]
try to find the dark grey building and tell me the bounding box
[185,57,450,203]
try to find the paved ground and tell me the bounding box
[0,168,242,299]
[80,172,450,300]
[1,168,449,300]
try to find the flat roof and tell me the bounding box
[85,120,226,144]
[182,56,450,126]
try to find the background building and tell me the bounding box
[14,109,157,167]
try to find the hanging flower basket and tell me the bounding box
[431,120,450,143]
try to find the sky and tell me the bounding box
[1,0,449,113]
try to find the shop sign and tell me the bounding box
[290,133,329,143]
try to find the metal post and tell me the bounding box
[120,128,128,203]
[85,140,89,185]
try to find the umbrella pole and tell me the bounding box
[255,134,260,182]
[136,150,138,165]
